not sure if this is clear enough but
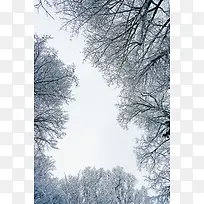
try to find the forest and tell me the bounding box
[34,0,170,203]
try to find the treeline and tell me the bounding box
[35,153,157,204]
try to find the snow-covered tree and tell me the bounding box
[60,166,154,204]
[54,0,169,88]
[60,174,81,204]
[34,34,78,151]
[34,152,66,204]
[118,89,170,203]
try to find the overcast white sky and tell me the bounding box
[35,9,146,187]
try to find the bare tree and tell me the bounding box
[34,34,78,151]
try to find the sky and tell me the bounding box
[35,8,146,187]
